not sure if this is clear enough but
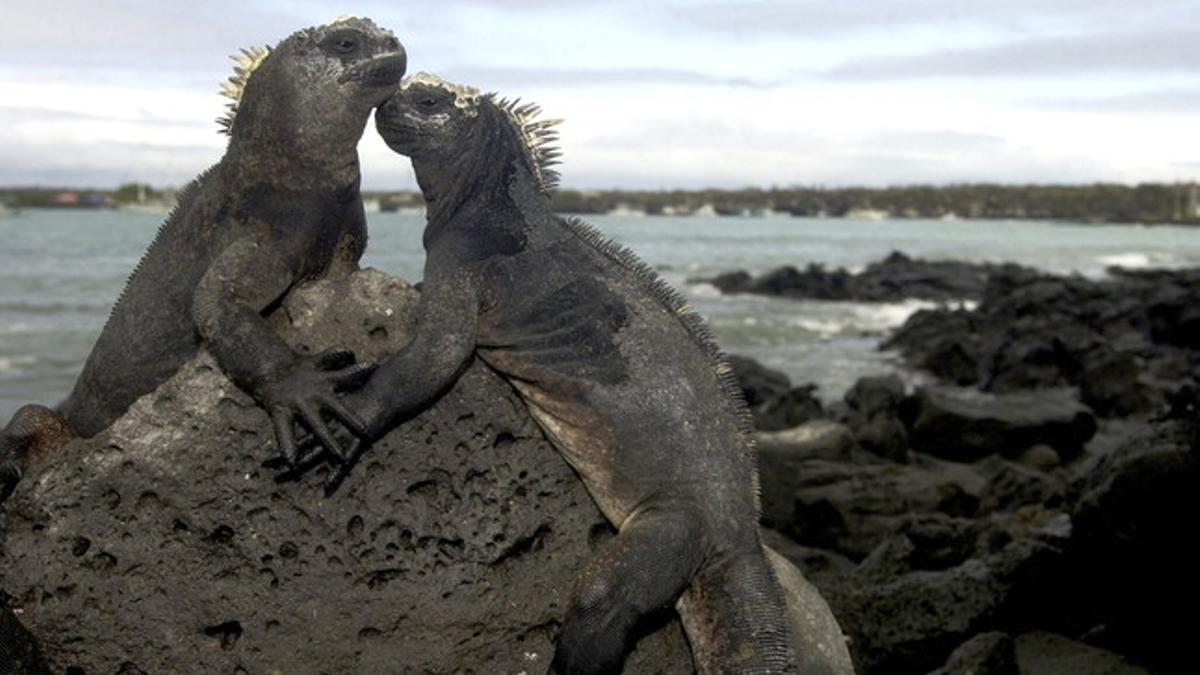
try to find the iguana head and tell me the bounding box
[220,17,406,167]
[376,73,563,196]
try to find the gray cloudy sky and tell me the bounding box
[0,0,1196,190]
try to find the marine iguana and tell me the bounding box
[338,73,801,674]
[0,17,406,499]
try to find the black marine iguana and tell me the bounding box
[0,17,406,498]
[336,73,801,674]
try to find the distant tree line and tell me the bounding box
[548,183,1200,224]
[4,182,1199,224]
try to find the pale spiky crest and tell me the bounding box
[400,72,483,112]
[216,45,271,136]
[399,73,564,194]
[488,94,565,194]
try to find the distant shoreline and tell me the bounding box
[3,182,1199,226]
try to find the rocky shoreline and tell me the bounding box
[725,253,1198,674]
[692,251,1039,304]
[1,254,1196,674]
[0,271,851,675]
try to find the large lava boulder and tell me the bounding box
[0,270,850,674]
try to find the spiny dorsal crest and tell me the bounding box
[400,73,565,194]
[488,94,565,194]
[215,16,369,136]
[216,45,271,136]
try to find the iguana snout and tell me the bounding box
[375,73,484,157]
[339,51,407,89]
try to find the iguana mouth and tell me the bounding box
[339,50,408,92]
[375,116,419,153]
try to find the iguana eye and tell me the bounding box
[320,30,363,57]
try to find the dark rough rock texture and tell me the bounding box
[734,259,1200,674]
[755,420,856,464]
[727,355,825,431]
[1014,632,1150,675]
[906,386,1096,463]
[761,453,986,560]
[0,606,47,675]
[694,251,1037,304]
[839,375,910,462]
[887,266,1200,417]
[927,632,1017,675]
[818,507,1069,674]
[0,270,851,674]
[1055,417,1199,674]
[759,407,1194,674]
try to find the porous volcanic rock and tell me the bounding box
[906,386,1096,463]
[695,251,1037,304]
[887,266,1200,416]
[0,270,851,674]
[926,632,1017,675]
[726,355,825,431]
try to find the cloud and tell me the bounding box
[669,1,911,36]
[826,29,1200,79]
[0,2,324,74]
[1028,88,1200,113]
[671,1,1192,36]
[440,66,777,89]
[857,130,1007,154]
[0,106,204,129]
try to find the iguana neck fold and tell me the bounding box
[414,104,544,247]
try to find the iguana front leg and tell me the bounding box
[193,234,374,465]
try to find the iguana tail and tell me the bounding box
[677,548,801,674]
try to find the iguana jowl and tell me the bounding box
[343,73,801,674]
[0,18,406,497]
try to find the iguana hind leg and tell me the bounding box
[0,404,76,502]
[677,549,800,674]
[552,503,706,675]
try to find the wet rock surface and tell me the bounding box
[727,355,824,431]
[886,266,1200,417]
[695,251,1037,303]
[905,386,1096,463]
[728,254,1200,674]
[0,271,707,674]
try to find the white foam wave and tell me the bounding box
[778,298,958,339]
[1097,252,1186,271]
[0,355,37,374]
[850,299,942,333]
[0,323,35,336]
[1098,253,1154,269]
[686,282,723,299]
[787,317,846,339]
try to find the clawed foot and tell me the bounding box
[264,425,371,496]
[259,348,375,469]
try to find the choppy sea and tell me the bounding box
[4,208,1200,421]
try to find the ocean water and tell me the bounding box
[4,208,1200,421]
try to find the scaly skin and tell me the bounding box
[340,74,802,673]
[0,18,406,500]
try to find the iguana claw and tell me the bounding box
[324,438,369,496]
[260,348,376,467]
[266,425,369,495]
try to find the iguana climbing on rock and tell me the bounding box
[0,17,406,499]
[334,73,803,674]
